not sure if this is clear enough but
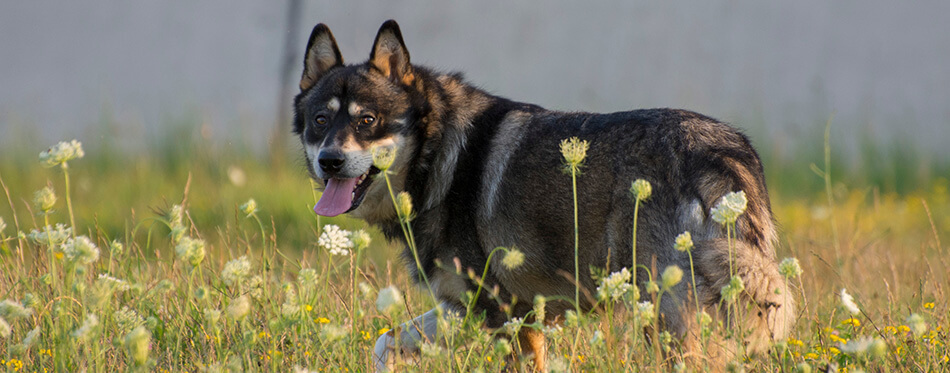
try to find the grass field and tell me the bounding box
[0,127,948,372]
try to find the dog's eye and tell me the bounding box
[360,115,376,125]
[315,115,328,126]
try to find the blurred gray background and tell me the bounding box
[1,1,948,158]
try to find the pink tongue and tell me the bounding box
[314,178,359,217]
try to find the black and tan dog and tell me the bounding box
[294,20,794,370]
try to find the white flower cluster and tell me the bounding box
[71,314,99,340]
[840,288,860,315]
[96,273,131,292]
[630,179,653,202]
[501,248,525,270]
[221,256,252,287]
[61,236,100,265]
[28,224,73,246]
[175,236,206,268]
[720,275,745,303]
[635,301,655,325]
[318,225,353,256]
[0,299,33,320]
[711,191,748,225]
[596,267,632,302]
[39,140,84,168]
[115,306,144,336]
[673,231,693,252]
[239,199,258,217]
[778,257,803,278]
[376,285,404,314]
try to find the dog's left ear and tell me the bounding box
[370,20,414,85]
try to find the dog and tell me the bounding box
[293,20,794,370]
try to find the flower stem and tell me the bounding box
[62,162,77,234]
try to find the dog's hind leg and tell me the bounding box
[373,305,446,372]
[515,327,547,372]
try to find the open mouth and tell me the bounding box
[313,166,382,217]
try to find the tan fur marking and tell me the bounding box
[327,97,340,112]
[348,102,363,117]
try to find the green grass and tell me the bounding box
[0,128,948,372]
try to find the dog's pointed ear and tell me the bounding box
[370,20,414,85]
[300,23,343,91]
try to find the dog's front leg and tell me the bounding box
[516,327,547,372]
[373,305,446,372]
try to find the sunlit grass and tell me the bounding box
[0,131,948,371]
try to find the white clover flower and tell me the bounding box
[661,265,684,290]
[674,231,693,252]
[840,288,860,315]
[71,314,98,341]
[39,140,84,168]
[778,257,803,278]
[376,285,404,314]
[630,179,653,202]
[227,295,251,321]
[239,199,258,217]
[28,224,72,246]
[115,306,145,336]
[175,236,206,268]
[33,187,57,212]
[62,236,100,265]
[0,299,33,320]
[221,256,252,287]
[711,191,748,225]
[501,248,525,270]
[559,137,589,168]
[0,317,10,339]
[636,301,655,325]
[906,313,927,336]
[318,225,353,256]
[597,267,632,302]
[96,273,131,292]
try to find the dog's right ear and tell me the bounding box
[300,23,343,91]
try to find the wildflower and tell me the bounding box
[697,310,713,327]
[27,224,72,245]
[124,326,151,367]
[839,336,873,355]
[115,306,145,336]
[395,192,413,219]
[351,229,372,250]
[71,314,98,341]
[358,282,374,298]
[318,224,353,256]
[542,324,563,337]
[61,235,100,265]
[376,285,404,314]
[869,338,887,360]
[109,240,124,256]
[630,179,652,202]
[661,265,683,290]
[0,318,10,338]
[320,324,346,343]
[795,363,812,373]
[565,309,579,327]
[503,317,524,334]
[720,276,745,303]
[645,280,660,294]
[281,284,300,317]
[778,257,803,278]
[841,317,861,327]
[636,301,655,325]
[906,313,927,336]
[39,140,84,168]
[673,231,693,252]
[33,187,57,212]
[923,302,935,310]
[495,338,513,355]
[559,137,589,169]
[228,295,251,321]
[168,204,185,228]
[22,326,41,347]
[372,146,398,171]
[0,299,33,320]
[840,288,860,315]
[420,342,445,358]
[314,317,330,324]
[597,267,632,302]
[533,295,547,322]
[239,198,258,217]
[221,256,252,287]
[660,330,673,351]
[247,275,264,300]
[501,248,525,270]
[175,236,206,268]
[710,191,748,225]
[204,308,222,326]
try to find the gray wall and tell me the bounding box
[2,1,948,156]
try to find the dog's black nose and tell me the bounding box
[317,150,345,174]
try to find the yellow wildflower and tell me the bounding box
[841,317,861,327]
[378,328,390,335]
[314,317,330,324]
[924,302,935,310]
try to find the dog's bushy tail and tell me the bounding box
[691,150,795,354]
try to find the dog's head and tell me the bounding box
[293,20,418,220]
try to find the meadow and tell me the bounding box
[0,124,948,372]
